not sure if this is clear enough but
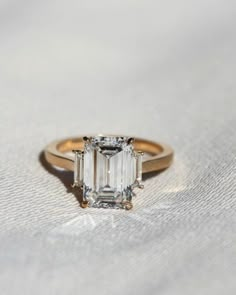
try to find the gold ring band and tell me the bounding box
[44,136,174,174]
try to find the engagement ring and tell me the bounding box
[44,135,174,209]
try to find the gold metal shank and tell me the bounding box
[44,136,174,174]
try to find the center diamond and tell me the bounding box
[73,136,143,209]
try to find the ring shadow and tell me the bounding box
[39,151,83,206]
[39,151,164,207]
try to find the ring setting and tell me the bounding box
[44,135,174,210]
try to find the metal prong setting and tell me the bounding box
[83,136,90,143]
[72,149,83,155]
[132,181,144,190]
[122,201,133,210]
[127,137,135,145]
[81,200,89,208]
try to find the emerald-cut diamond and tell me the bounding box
[73,136,143,209]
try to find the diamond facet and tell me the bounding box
[73,150,84,187]
[74,136,143,209]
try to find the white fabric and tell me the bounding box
[0,1,236,294]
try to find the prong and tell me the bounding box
[81,200,88,208]
[137,151,144,156]
[122,201,133,210]
[132,180,144,190]
[83,136,90,142]
[127,137,135,145]
[72,149,83,155]
[138,183,144,189]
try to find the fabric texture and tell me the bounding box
[0,1,236,294]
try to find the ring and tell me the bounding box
[44,135,174,210]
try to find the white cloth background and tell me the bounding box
[0,1,235,294]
